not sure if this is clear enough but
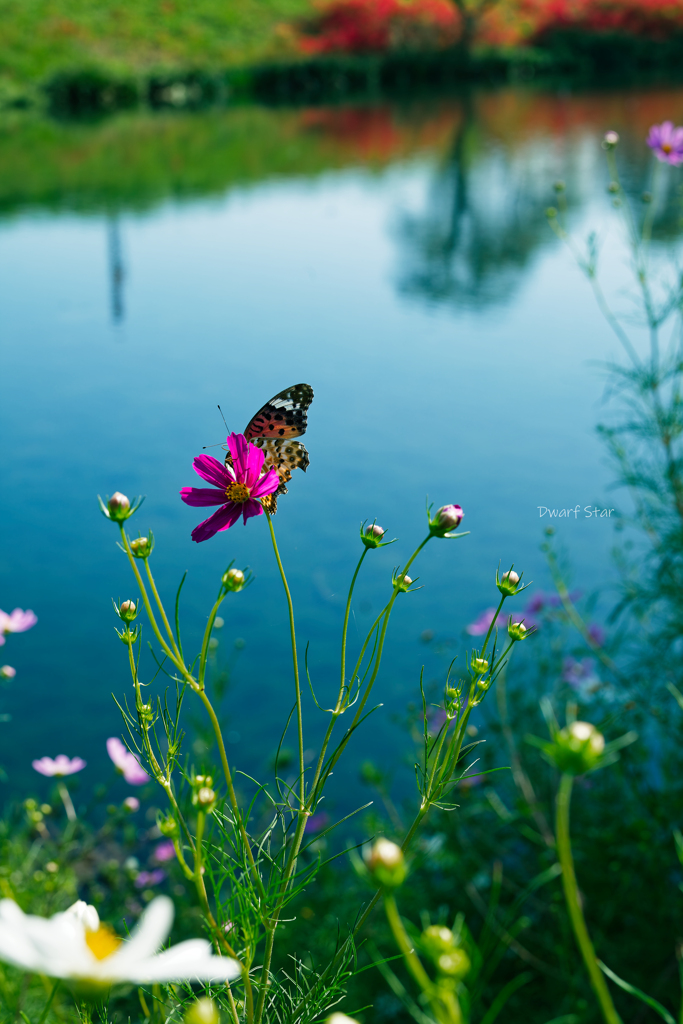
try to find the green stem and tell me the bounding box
[266,513,304,811]
[193,812,245,1024]
[340,547,368,696]
[196,688,266,903]
[119,525,181,669]
[384,893,434,993]
[36,980,59,1024]
[556,773,622,1024]
[57,783,76,823]
[144,558,182,661]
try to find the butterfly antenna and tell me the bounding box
[217,404,229,431]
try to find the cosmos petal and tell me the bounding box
[191,454,231,488]
[251,466,280,499]
[191,503,241,542]
[180,486,228,507]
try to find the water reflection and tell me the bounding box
[106,217,125,323]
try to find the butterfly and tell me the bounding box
[225,383,314,515]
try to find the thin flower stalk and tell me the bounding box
[556,773,622,1024]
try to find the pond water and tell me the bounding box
[1,85,681,816]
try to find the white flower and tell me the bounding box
[0,896,239,987]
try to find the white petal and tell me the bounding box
[0,923,44,970]
[119,941,240,983]
[108,896,173,967]
[62,901,99,932]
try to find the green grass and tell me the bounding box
[0,0,314,92]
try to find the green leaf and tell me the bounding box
[598,960,675,1024]
[479,971,533,1024]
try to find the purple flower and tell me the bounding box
[587,623,606,647]
[153,840,176,862]
[526,594,545,614]
[647,122,683,165]
[107,737,150,785]
[306,812,330,833]
[134,869,166,889]
[562,657,601,698]
[466,607,507,636]
[180,432,280,543]
[32,755,86,777]
[0,608,37,635]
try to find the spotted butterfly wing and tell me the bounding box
[226,384,314,515]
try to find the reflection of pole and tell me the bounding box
[107,216,125,323]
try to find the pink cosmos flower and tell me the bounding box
[32,755,86,777]
[134,869,166,889]
[0,609,37,637]
[647,122,683,165]
[180,433,280,543]
[153,840,176,862]
[107,737,150,785]
[465,608,507,636]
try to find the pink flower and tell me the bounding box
[107,737,150,785]
[153,840,176,862]
[32,755,86,777]
[0,608,37,635]
[180,432,280,543]
[465,608,507,636]
[123,796,140,812]
[134,869,166,889]
[647,122,683,165]
[0,666,16,679]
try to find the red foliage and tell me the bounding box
[296,0,683,56]
[298,0,459,55]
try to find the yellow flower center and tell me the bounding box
[85,924,122,960]
[225,482,250,503]
[663,143,672,153]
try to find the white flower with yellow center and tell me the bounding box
[0,896,239,987]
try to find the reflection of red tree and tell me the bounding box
[289,88,683,169]
[298,103,462,162]
[296,0,683,55]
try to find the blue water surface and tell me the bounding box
[1,85,680,816]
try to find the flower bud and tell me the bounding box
[607,181,620,194]
[119,600,137,622]
[553,180,565,192]
[436,949,470,977]
[508,620,531,642]
[108,492,130,519]
[364,838,407,889]
[0,665,16,679]
[157,812,179,837]
[326,1015,361,1024]
[497,568,521,596]
[184,998,220,1024]
[195,786,217,811]
[361,522,386,549]
[130,535,154,559]
[552,721,605,775]
[471,657,489,676]
[545,206,558,219]
[222,568,245,592]
[393,573,413,593]
[123,796,140,812]
[603,130,619,148]
[429,504,464,538]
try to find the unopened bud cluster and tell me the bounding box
[118,600,138,623]
[392,571,413,593]
[364,838,407,889]
[552,721,605,775]
[191,774,217,812]
[361,522,387,549]
[421,925,471,979]
[222,568,246,593]
[603,130,620,148]
[184,998,220,1024]
[130,534,154,559]
[157,812,180,838]
[508,620,533,642]
[428,504,464,538]
[496,568,521,597]
[99,491,144,523]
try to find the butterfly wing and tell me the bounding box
[225,384,314,515]
[243,383,314,440]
